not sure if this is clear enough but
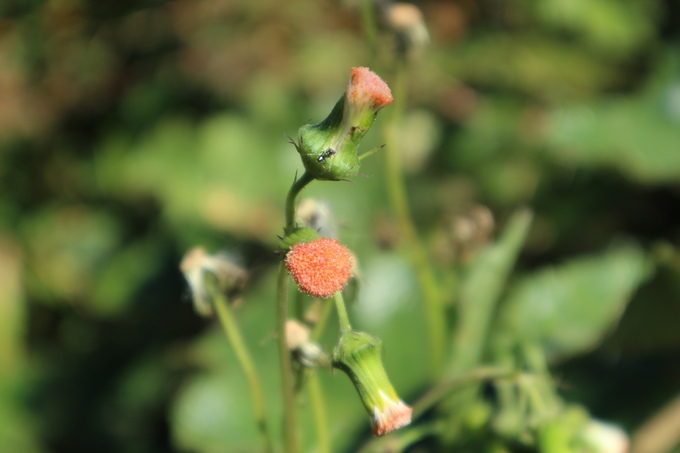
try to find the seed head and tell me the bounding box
[285,237,353,299]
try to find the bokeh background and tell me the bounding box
[2,0,680,452]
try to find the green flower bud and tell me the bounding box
[332,330,412,436]
[279,227,320,253]
[294,67,393,180]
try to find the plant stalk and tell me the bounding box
[277,262,298,453]
[384,62,446,375]
[285,171,314,231]
[207,274,273,453]
[309,373,331,453]
[277,170,314,453]
[333,291,352,332]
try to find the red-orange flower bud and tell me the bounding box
[285,237,353,299]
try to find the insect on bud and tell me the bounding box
[294,67,393,180]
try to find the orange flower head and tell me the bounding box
[348,67,394,112]
[285,237,353,299]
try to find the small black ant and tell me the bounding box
[317,148,336,162]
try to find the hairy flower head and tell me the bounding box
[285,237,353,298]
[347,67,394,119]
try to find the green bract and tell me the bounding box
[293,67,393,180]
[279,227,320,253]
[296,94,379,180]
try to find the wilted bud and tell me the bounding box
[285,319,311,350]
[332,330,412,436]
[386,3,430,60]
[180,247,247,317]
[296,198,338,238]
[285,319,329,368]
[450,205,495,263]
[294,67,393,180]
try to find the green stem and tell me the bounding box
[277,170,314,452]
[308,373,331,453]
[277,262,298,453]
[283,169,332,453]
[384,62,446,375]
[359,0,379,61]
[285,171,314,231]
[293,290,305,323]
[207,274,273,453]
[294,299,334,394]
[292,300,333,452]
[333,291,352,332]
[311,298,334,341]
[520,342,561,416]
[412,367,514,419]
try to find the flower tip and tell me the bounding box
[371,397,413,436]
[349,67,394,110]
[285,237,353,299]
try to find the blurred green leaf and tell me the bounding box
[445,34,616,98]
[545,51,680,183]
[90,238,164,317]
[499,243,651,361]
[535,0,659,56]
[21,206,122,303]
[449,208,534,373]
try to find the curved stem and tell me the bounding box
[311,299,334,341]
[277,262,298,453]
[309,373,331,453]
[277,170,314,453]
[411,367,514,419]
[359,0,379,61]
[207,274,273,453]
[285,171,314,231]
[333,291,352,332]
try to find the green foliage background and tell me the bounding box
[1,0,680,451]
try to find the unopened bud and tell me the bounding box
[332,330,412,436]
[286,319,329,368]
[294,67,393,181]
[296,198,338,238]
[387,3,430,60]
